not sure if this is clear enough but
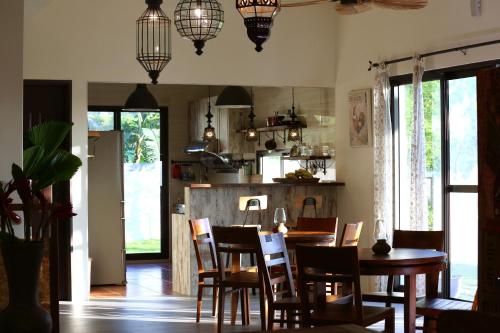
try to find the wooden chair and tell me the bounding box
[300,197,317,217]
[338,222,363,247]
[296,245,394,332]
[362,230,444,307]
[189,218,223,322]
[437,309,500,333]
[416,290,478,333]
[296,217,339,234]
[212,226,265,333]
[256,232,301,330]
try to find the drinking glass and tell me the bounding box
[274,208,287,227]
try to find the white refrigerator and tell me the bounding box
[88,131,126,285]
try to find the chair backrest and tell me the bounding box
[392,230,444,251]
[437,310,500,333]
[339,222,363,247]
[256,232,295,304]
[212,226,260,281]
[300,197,317,217]
[296,245,363,325]
[391,230,444,297]
[296,217,339,234]
[189,218,217,273]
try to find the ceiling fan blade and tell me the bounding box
[372,0,428,10]
[336,0,372,15]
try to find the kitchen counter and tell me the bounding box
[189,181,345,189]
[172,181,344,295]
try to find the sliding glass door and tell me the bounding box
[391,63,496,301]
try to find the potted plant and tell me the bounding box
[0,121,82,333]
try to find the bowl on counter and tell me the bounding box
[272,177,320,184]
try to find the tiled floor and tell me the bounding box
[65,263,418,333]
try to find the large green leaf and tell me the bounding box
[33,150,82,191]
[26,121,72,158]
[23,146,45,177]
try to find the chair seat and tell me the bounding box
[416,297,473,318]
[222,271,260,288]
[311,303,394,327]
[362,291,406,303]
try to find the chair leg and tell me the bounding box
[217,286,225,333]
[267,307,274,331]
[212,283,218,317]
[385,309,395,333]
[250,254,256,295]
[240,289,247,325]
[423,317,436,333]
[279,310,285,328]
[259,285,267,331]
[196,283,203,323]
[286,310,293,328]
[245,288,250,324]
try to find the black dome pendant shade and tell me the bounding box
[124,84,160,111]
[215,86,252,109]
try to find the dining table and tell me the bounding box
[357,248,447,333]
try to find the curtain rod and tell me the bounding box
[368,39,500,71]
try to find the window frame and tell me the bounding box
[390,59,500,299]
[88,105,169,261]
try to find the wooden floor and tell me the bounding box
[60,263,418,333]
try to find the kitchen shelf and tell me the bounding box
[236,124,306,145]
[283,155,332,175]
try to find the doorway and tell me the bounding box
[88,106,169,260]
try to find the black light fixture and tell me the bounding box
[236,0,280,52]
[245,88,259,142]
[136,0,172,84]
[287,87,301,142]
[124,84,160,111]
[202,87,217,141]
[215,86,252,109]
[174,0,224,55]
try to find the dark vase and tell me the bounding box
[372,239,392,255]
[0,240,52,333]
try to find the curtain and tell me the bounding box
[409,56,427,231]
[372,63,393,291]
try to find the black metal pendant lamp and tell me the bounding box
[124,84,160,111]
[174,0,224,55]
[287,87,301,142]
[136,0,172,84]
[236,0,281,52]
[202,87,217,141]
[245,88,259,142]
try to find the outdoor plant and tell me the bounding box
[0,121,82,242]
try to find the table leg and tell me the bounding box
[404,274,417,333]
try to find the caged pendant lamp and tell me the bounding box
[236,0,281,52]
[136,0,172,84]
[174,0,224,55]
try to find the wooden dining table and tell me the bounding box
[357,248,447,333]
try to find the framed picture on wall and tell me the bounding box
[349,89,372,147]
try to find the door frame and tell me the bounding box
[88,106,169,260]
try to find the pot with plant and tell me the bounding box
[0,121,82,333]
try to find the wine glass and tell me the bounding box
[274,208,287,226]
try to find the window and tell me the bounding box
[258,151,300,182]
[88,111,114,131]
[391,62,498,301]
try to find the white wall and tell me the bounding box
[0,0,23,179]
[334,0,500,249]
[24,0,337,301]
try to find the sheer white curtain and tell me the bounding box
[409,56,427,231]
[372,63,393,291]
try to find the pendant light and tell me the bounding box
[236,0,281,52]
[245,88,259,142]
[124,84,160,111]
[215,86,252,109]
[136,0,172,84]
[287,87,301,142]
[202,87,217,141]
[174,0,224,55]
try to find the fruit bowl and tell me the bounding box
[272,177,320,184]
